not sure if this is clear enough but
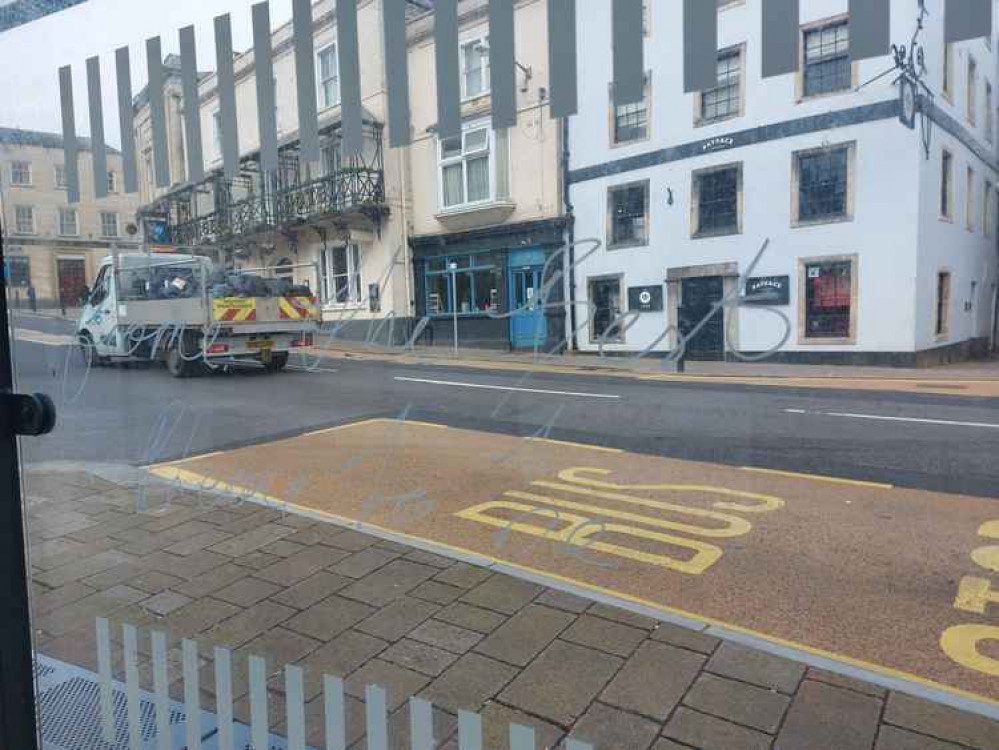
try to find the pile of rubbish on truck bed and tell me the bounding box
[207,271,313,299]
[131,267,313,300]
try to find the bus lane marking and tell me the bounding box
[942,519,999,677]
[453,465,785,576]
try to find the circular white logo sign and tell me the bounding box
[639,290,652,305]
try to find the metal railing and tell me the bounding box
[171,167,385,248]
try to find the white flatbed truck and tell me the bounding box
[76,252,321,377]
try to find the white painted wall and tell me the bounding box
[569,0,999,358]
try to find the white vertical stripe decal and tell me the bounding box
[183,638,202,750]
[457,710,482,750]
[123,623,143,750]
[96,618,115,744]
[249,655,269,750]
[365,684,388,750]
[410,697,434,750]
[285,664,306,750]
[324,674,346,750]
[151,630,171,750]
[215,647,234,750]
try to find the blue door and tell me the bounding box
[508,249,547,348]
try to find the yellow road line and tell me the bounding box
[147,461,998,711]
[525,436,623,453]
[740,466,894,490]
[302,418,388,437]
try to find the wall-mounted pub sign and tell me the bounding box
[744,276,790,306]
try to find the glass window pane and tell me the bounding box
[456,272,472,313]
[798,148,849,221]
[442,163,464,206]
[466,155,490,202]
[441,136,462,160]
[805,261,852,337]
[697,167,739,234]
[464,128,489,153]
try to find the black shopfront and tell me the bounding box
[410,218,568,351]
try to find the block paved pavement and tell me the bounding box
[23,467,999,750]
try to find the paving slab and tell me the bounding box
[498,640,622,727]
[774,680,882,750]
[600,640,704,721]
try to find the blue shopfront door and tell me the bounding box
[508,249,547,348]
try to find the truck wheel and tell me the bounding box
[166,345,197,378]
[264,352,289,372]
[78,332,105,368]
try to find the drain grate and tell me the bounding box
[38,677,185,750]
[35,661,56,679]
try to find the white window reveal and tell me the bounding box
[212,110,223,158]
[438,124,509,210]
[11,161,31,186]
[318,44,340,109]
[460,37,490,99]
[100,212,119,238]
[59,208,78,236]
[14,206,34,234]
[54,164,67,189]
[322,243,362,305]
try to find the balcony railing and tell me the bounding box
[170,167,385,248]
[149,120,387,250]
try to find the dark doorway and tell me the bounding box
[57,257,87,307]
[679,276,725,360]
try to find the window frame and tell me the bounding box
[322,243,362,307]
[797,15,856,102]
[606,179,651,250]
[317,43,340,110]
[211,110,223,160]
[100,211,119,239]
[10,161,31,186]
[588,274,627,344]
[987,81,995,143]
[935,270,952,339]
[13,205,35,235]
[967,55,978,125]
[966,165,976,231]
[985,180,996,237]
[943,42,954,101]
[941,148,955,220]
[459,34,491,101]
[694,44,745,126]
[54,164,67,190]
[608,72,652,147]
[107,170,117,193]
[691,162,744,239]
[437,120,508,212]
[797,254,859,345]
[58,207,79,237]
[5,256,30,287]
[790,141,856,227]
[424,252,502,318]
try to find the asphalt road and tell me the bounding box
[11,313,999,499]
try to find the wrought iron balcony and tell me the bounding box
[147,120,387,251]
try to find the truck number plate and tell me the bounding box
[247,339,275,350]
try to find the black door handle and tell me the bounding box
[3,393,56,436]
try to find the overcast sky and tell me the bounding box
[0,0,294,148]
